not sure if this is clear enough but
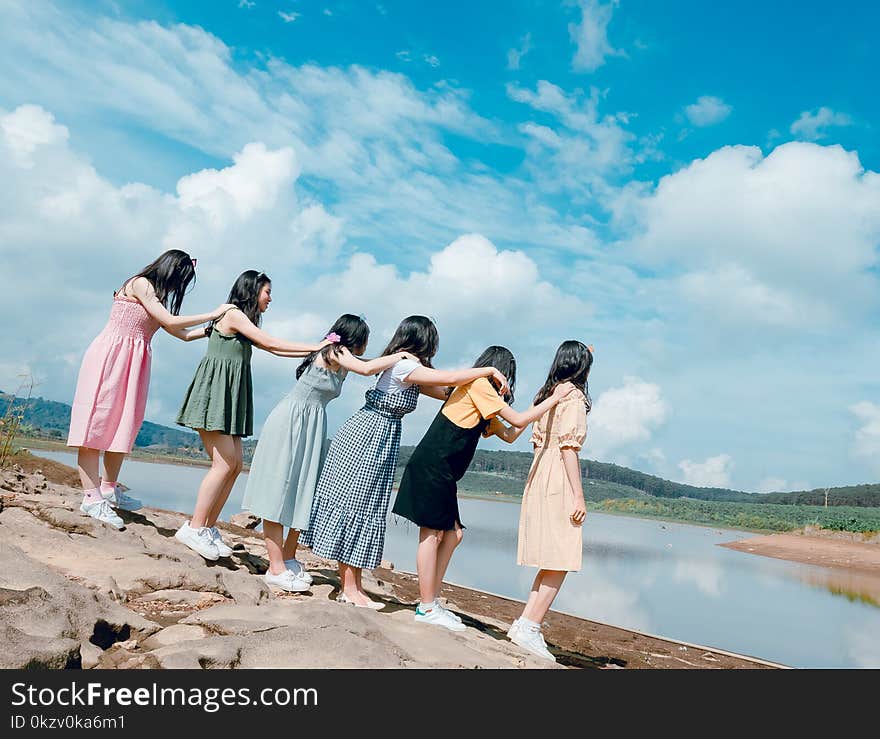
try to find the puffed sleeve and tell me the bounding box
[555,397,587,451]
[467,377,507,420]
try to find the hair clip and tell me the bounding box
[325,332,342,343]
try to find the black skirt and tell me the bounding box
[392,410,485,531]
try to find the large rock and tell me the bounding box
[0,542,157,669]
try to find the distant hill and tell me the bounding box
[4,390,878,507]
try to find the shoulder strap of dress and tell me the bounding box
[214,306,240,321]
[114,276,137,298]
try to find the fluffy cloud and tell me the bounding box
[568,0,625,73]
[176,143,299,227]
[684,96,732,127]
[677,454,733,488]
[850,402,880,475]
[614,142,880,331]
[0,103,68,166]
[790,107,852,141]
[586,377,669,460]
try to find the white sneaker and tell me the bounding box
[435,599,462,623]
[507,617,521,639]
[414,604,467,632]
[284,558,313,585]
[265,569,310,593]
[209,527,234,557]
[102,483,142,511]
[174,521,220,561]
[509,622,556,662]
[80,498,125,530]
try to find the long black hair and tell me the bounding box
[381,315,438,368]
[297,314,370,380]
[222,270,271,327]
[533,340,593,412]
[123,249,196,316]
[472,345,516,404]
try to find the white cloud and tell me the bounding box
[613,142,880,331]
[0,104,69,166]
[790,107,852,141]
[508,80,636,188]
[587,377,669,460]
[677,454,733,488]
[569,0,625,73]
[507,33,532,71]
[850,402,880,475]
[423,54,440,68]
[395,50,412,62]
[278,11,300,23]
[238,0,255,8]
[684,95,732,127]
[756,477,788,493]
[176,143,298,227]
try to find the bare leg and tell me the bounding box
[282,529,301,561]
[432,524,463,601]
[76,447,101,491]
[416,528,442,604]
[191,431,240,529]
[338,563,359,597]
[205,436,242,527]
[262,520,286,575]
[521,569,567,624]
[102,451,127,484]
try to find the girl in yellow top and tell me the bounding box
[508,340,593,662]
[392,345,573,632]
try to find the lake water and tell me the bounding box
[30,448,880,668]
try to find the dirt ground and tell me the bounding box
[720,531,880,576]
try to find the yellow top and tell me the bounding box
[441,377,507,436]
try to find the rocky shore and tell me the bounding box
[0,455,776,670]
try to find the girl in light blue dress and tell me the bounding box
[242,314,412,593]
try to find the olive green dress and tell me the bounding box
[176,319,254,437]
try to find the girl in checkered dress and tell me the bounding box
[301,315,509,609]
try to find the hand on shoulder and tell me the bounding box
[553,381,578,400]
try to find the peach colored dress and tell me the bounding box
[66,295,160,453]
[517,390,588,572]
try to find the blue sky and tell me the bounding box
[1,0,878,492]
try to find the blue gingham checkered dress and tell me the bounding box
[301,383,421,569]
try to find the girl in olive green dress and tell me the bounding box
[174,270,332,561]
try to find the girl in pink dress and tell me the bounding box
[67,249,231,529]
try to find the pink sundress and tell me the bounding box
[66,295,161,453]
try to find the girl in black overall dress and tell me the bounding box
[392,345,574,632]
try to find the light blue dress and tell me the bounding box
[242,363,346,529]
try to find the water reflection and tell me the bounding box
[797,568,880,608]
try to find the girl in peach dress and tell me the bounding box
[507,340,593,662]
[67,250,230,529]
